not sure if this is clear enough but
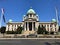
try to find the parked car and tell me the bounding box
[26,34,37,38]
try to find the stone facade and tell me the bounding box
[6,8,59,35]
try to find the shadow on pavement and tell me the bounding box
[45,42,60,45]
[55,42,60,45]
[45,42,51,45]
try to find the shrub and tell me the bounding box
[6,31,15,34]
[0,26,6,34]
[16,26,23,34]
[37,25,49,34]
[50,31,54,35]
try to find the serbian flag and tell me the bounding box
[1,8,6,23]
[58,15,60,22]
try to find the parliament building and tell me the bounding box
[6,8,59,35]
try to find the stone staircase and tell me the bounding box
[22,30,36,35]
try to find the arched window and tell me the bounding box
[30,14,32,17]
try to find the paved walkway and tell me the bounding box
[0,38,60,45]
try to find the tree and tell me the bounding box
[0,26,6,34]
[37,25,49,34]
[37,25,43,34]
[16,26,23,34]
[42,25,49,34]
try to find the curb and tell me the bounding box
[0,38,60,39]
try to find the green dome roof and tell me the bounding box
[9,19,12,22]
[27,8,35,14]
[52,19,56,22]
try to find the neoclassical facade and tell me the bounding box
[6,8,59,34]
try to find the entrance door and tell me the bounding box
[29,22,32,31]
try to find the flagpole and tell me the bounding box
[55,7,59,32]
[0,10,3,28]
[55,7,59,24]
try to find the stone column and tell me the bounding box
[32,15,33,18]
[29,15,30,18]
[8,25,9,31]
[15,25,16,31]
[9,25,10,31]
[56,24,59,32]
[12,25,13,31]
[24,22,26,31]
[13,25,15,31]
[49,24,50,32]
[6,25,8,31]
[46,24,48,31]
[16,25,17,29]
[9,25,12,31]
[53,24,55,32]
[18,24,20,26]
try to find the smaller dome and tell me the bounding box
[9,19,12,22]
[52,19,56,22]
[23,15,25,17]
[27,8,35,14]
[36,15,38,16]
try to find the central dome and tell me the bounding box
[27,8,35,14]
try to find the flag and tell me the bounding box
[1,8,4,15]
[1,8,6,22]
[58,15,60,22]
[3,14,6,22]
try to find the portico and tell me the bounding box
[24,22,35,31]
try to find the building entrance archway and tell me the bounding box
[29,22,32,31]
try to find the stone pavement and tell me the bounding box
[0,38,60,45]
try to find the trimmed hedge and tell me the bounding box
[6,31,16,34]
[6,31,22,34]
